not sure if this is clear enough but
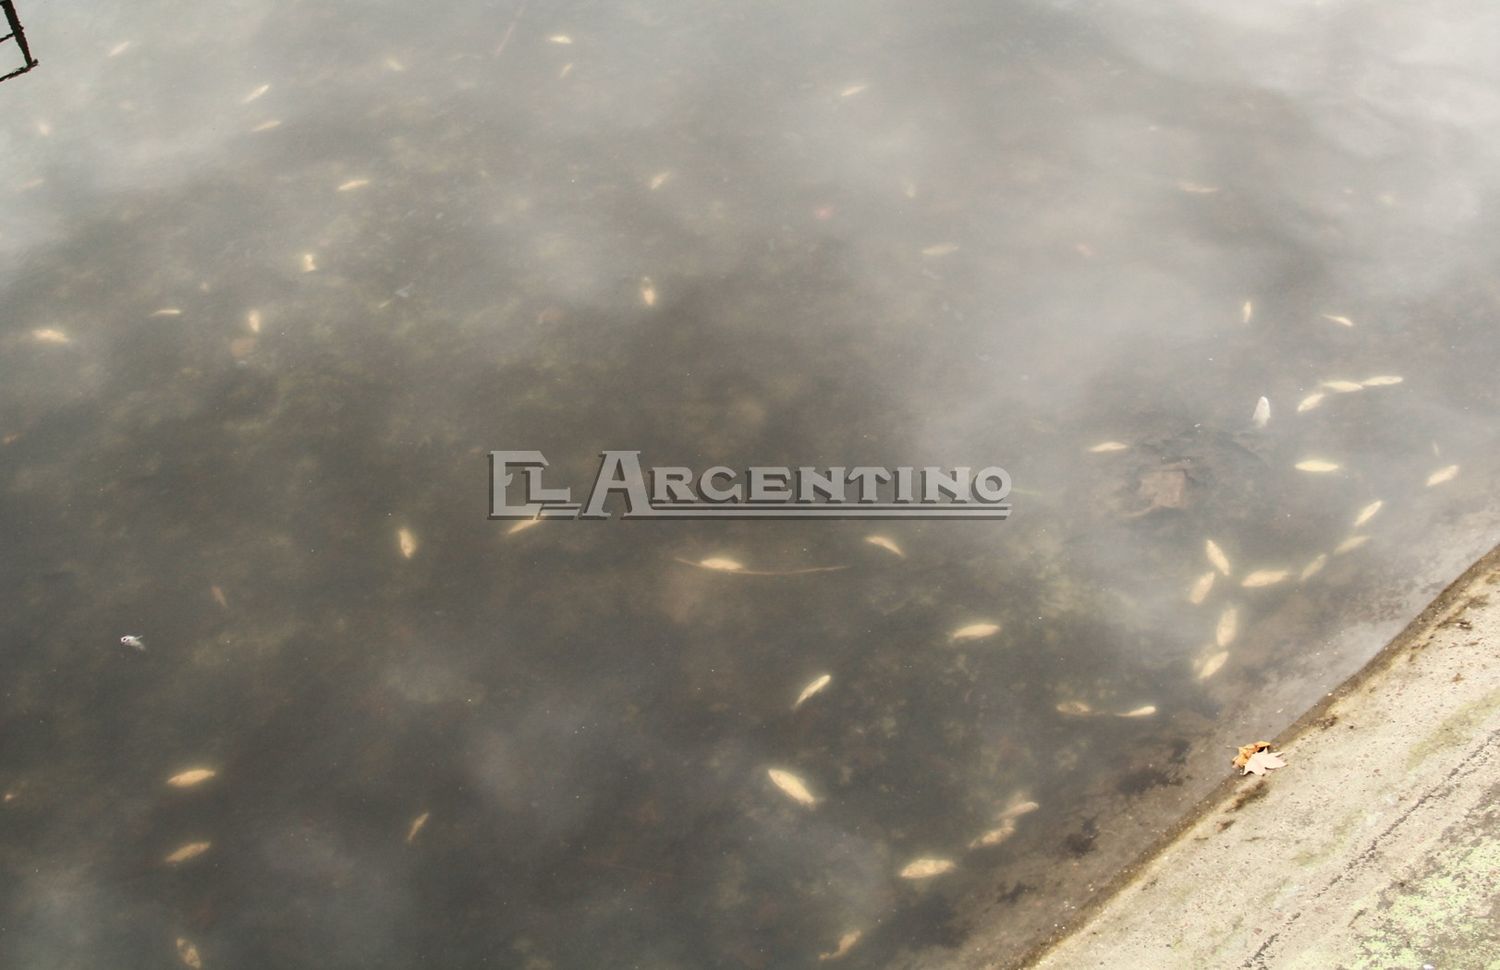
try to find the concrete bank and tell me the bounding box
[1028,547,1500,970]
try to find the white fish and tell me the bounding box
[1000,799,1040,819]
[1295,459,1340,473]
[548,34,573,44]
[384,57,406,72]
[1088,441,1128,453]
[108,41,132,58]
[164,841,211,864]
[1117,705,1157,718]
[921,243,960,257]
[177,937,203,969]
[558,62,573,79]
[1353,500,1383,527]
[899,857,955,879]
[397,527,418,559]
[1300,554,1328,581]
[242,83,271,104]
[247,310,262,334]
[1334,535,1369,555]
[1215,607,1238,648]
[1361,375,1403,387]
[251,119,282,132]
[1321,380,1364,393]
[406,811,430,844]
[1241,300,1254,324]
[1296,392,1326,414]
[120,635,146,651]
[1251,396,1270,429]
[167,769,216,788]
[648,171,672,190]
[767,768,818,806]
[1188,570,1215,604]
[640,277,657,307]
[150,308,182,317]
[1240,569,1289,588]
[337,178,370,192]
[865,535,904,557]
[1320,313,1355,327]
[506,518,541,536]
[819,931,862,962]
[1196,650,1229,681]
[1205,539,1231,576]
[1055,700,1092,716]
[1426,465,1459,487]
[838,83,868,98]
[969,819,1017,848]
[793,674,832,710]
[694,557,744,572]
[31,328,73,345]
[301,252,318,272]
[1176,182,1219,194]
[950,622,1000,641]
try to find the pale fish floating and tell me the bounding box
[793,674,832,710]
[548,34,574,44]
[838,83,868,98]
[120,635,145,651]
[1321,313,1355,327]
[1205,539,1231,576]
[406,811,430,844]
[648,171,672,190]
[1296,392,1326,414]
[693,557,743,572]
[397,527,418,559]
[30,328,72,345]
[899,857,955,879]
[949,622,1001,641]
[921,243,960,257]
[1240,569,1289,588]
[211,585,229,608]
[1176,181,1219,194]
[1215,607,1239,648]
[819,930,862,962]
[767,768,818,807]
[242,83,271,104]
[1252,396,1270,429]
[1334,535,1369,555]
[506,518,542,536]
[252,120,282,132]
[247,309,262,333]
[1426,465,1459,487]
[176,938,203,969]
[337,178,370,192]
[150,308,182,317]
[1055,700,1092,717]
[558,63,573,79]
[1088,441,1128,453]
[640,277,657,306]
[1353,500,1383,527]
[1241,300,1253,324]
[968,818,1017,848]
[1196,650,1229,681]
[1321,380,1364,393]
[1295,459,1340,473]
[865,535,905,557]
[108,41,132,58]
[1300,554,1328,581]
[164,841,212,865]
[1188,570,1216,605]
[167,768,217,788]
[1116,704,1157,718]
[384,57,406,72]
[1361,375,1403,387]
[301,252,318,272]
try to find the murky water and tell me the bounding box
[3,1,1499,967]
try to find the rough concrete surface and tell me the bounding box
[1030,548,1500,970]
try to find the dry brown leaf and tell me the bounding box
[1240,750,1287,776]
[1231,740,1271,770]
[167,769,216,788]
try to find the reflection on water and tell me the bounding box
[2,1,1499,967]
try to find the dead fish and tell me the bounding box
[1088,441,1128,453]
[506,518,542,536]
[1334,535,1369,555]
[384,57,406,72]
[1252,396,1270,429]
[167,769,217,788]
[949,622,1000,641]
[246,310,262,334]
[301,253,318,272]
[865,535,905,557]
[164,841,211,865]
[819,930,862,962]
[1205,540,1231,577]
[694,556,744,572]
[1240,569,1289,588]
[1353,500,1383,527]
[548,34,574,44]
[30,328,73,345]
[1215,607,1238,648]
[210,585,229,609]
[1300,554,1328,581]
[838,83,868,98]
[921,243,960,257]
[242,83,270,104]
[1176,181,1220,194]
[1197,650,1229,681]
[1295,459,1340,473]
[107,41,132,58]
[1055,700,1092,717]
[558,62,573,79]
[406,811,430,844]
[1296,392,1326,414]
[1241,300,1254,324]
[1000,799,1040,819]
[793,674,832,710]
[899,857,955,879]
[968,819,1017,849]
[648,171,672,190]
[176,938,203,969]
[337,178,370,192]
[767,768,818,806]
[1188,570,1216,604]
[251,119,282,132]
[150,308,182,317]
[640,277,657,307]
[120,635,146,651]
[1426,465,1459,487]
[1361,375,1403,387]
[1321,313,1355,328]
[1117,705,1157,718]
[397,527,418,559]
[1321,380,1364,393]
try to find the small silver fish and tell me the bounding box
[119,635,145,651]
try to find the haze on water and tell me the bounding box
[2,1,1498,968]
